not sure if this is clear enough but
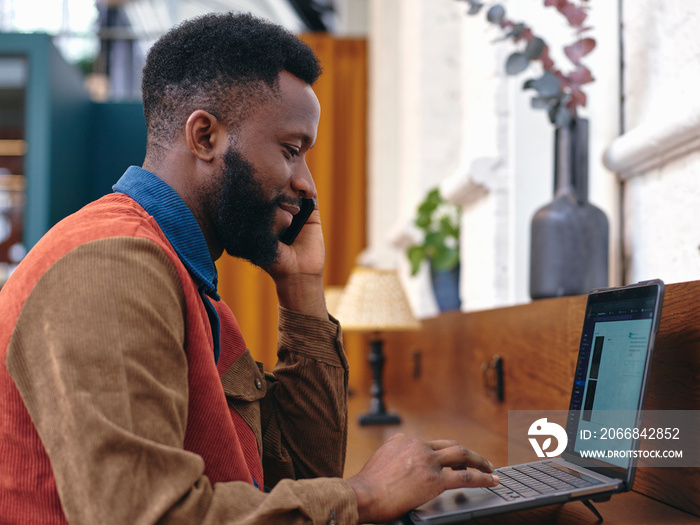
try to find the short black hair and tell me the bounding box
[141,12,322,146]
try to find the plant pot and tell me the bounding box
[430,264,461,312]
[529,118,609,299]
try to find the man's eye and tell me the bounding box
[284,146,300,158]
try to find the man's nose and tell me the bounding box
[291,160,316,199]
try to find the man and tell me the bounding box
[0,12,498,524]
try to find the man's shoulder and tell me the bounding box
[34,193,174,256]
[5,193,180,295]
[67,192,164,238]
[0,193,190,348]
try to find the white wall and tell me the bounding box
[606,1,700,285]
[367,0,468,317]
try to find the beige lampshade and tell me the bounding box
[323,285,345,318]
[335,267,421,332]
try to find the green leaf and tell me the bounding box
[439,215,460,238]
[505,52,530,75]
[407,245,425,276]
[525,37,546,60]
[424,230,445,250]
[467,1,483,16]
[531,95,557,110]
[427,188,442,206]
[507,23,526,39]
[486,4,505,24]
[416,188,441,220]
[415,212,432,229]
[432,246,460,272]
[530,71,560,97]
[417,200,436,216]
[408,186,460,275]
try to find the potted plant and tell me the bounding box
[406,188,461,311]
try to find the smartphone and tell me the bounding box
[280,197,316,245]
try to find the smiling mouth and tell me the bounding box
[278,201,301,227]
[279,202,301,216]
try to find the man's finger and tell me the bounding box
[441,469,500,491]
[434,445,495,473]
[427,439,460,451]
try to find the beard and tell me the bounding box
[211,145,286,270]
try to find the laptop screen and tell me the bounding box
[564,281,664,475]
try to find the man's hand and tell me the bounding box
[267,206,328,318]
[346,433,499,524]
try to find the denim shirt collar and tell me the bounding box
[112,166,220,301]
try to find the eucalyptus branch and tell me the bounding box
[459,0,596,128]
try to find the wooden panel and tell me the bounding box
[379,295,587,435]
[630,281,700,515]
[372,281,700,517]
[645,281,700,411]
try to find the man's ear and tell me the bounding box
[185,110,227,162]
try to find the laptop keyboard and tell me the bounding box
[487,463,603,501]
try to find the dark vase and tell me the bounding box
[431,263,461,311]
[529,118,609,299]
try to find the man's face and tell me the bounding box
[212,145,286,269]
[210,72,321,269]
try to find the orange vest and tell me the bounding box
[0,194,262,523]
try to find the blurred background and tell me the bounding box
[0,0,370,385]
[1,1,698,392]
[0,0,361,101]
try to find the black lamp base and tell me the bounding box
[359,411,401,426]
[358,337,401,426]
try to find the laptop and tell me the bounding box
[408,279,665,524]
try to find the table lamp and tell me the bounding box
[335,267,421,425]
[323,285,345,318]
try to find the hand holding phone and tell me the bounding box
[279,197,316,245]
